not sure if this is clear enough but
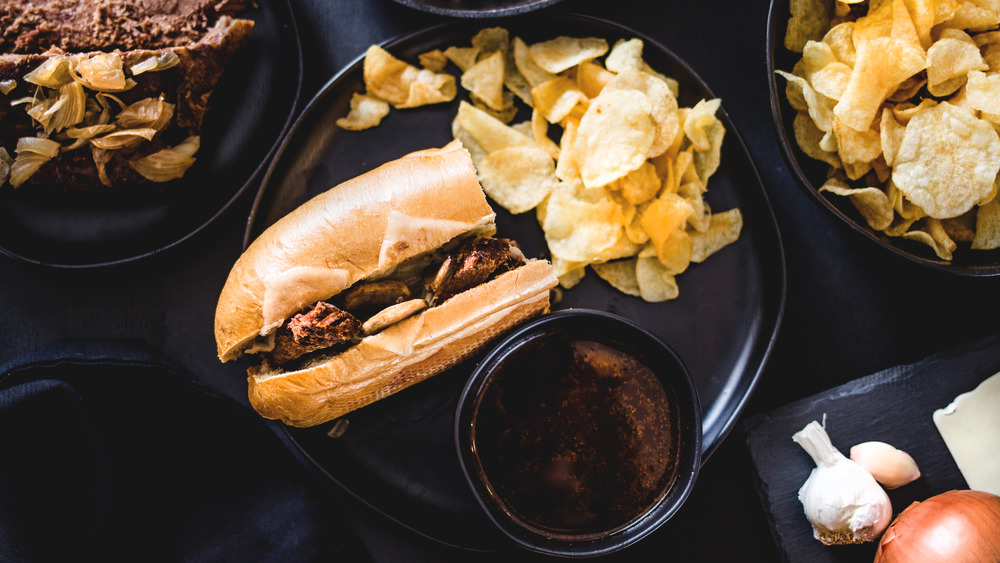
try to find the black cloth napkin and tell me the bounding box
[0,339,371,563]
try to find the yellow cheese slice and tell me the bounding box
[932,371,1000,496]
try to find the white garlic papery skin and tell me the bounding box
[849,441,921,489]
[793,421,893,545]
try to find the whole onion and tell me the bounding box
[874,490,1000,562]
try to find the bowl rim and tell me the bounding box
[765,0,1000,277]
[453,308,703,557]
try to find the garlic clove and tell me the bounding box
[850,441,921,489]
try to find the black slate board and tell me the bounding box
[742,332,1000,563]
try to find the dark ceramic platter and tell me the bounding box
[249,14,786,551]
[393,0,563,18]
[0,0,303,268]
[767,0,1000,276]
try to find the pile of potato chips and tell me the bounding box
[450,28,742,302]
[339,28,742,301]
[782,0,1000,260]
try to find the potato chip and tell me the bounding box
[690,209,743,263]
[820,175,894,230]
[965,70,1000,115]
[801,41,838,80]
[972,197,1000,248]
[512,37,555,89]
[573,88,656,189]
[942,210,978,242]
[531,76,587,124]
[785,0,833,52]
[692,118,725,184]
[823,22,856,66]
[576,61,615,98]
[462,51,506,112]
[926,29,988,96]
[903,218,957,260]
[892,101,1000,218]
[809,61,852,101]
[549,256,587,289]
[635,256,679,302]
[604,38,679,96]
[833,117,882,165]
[335,92,390,131]
[477,146,558,214]
[539,182,634,263]
[834,36,927,132]
[444,46,480,72]
[531,108,561,159]
[946,0,1000,32]
[591,259,641,297]
[418,49,448,72]
[683,98,722,152]
[776,71,836,132]
[604,70,679,158]
[470,90,517,124]
[451,115,487,167]
[501,46,533,106]
[639,191,693,267]
[792,113,842,171]
[614,161,660,205]
[455,100,533,154]
[528,36,609,74]
[363,45,456,109]
[887,75,927,102]
[879,107,905,166]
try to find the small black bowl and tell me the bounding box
[391,0,563,18]
[766,0,1000,275]
[454,309,702,557]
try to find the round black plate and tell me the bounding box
[0,0,303,268]
[249,14,786,551]
[767,0,1000,275]
[392,0,563,18]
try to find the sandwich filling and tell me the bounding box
[255,236,526,370]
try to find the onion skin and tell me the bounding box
[874,490,1000,563]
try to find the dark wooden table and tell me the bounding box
[2,0,998,560]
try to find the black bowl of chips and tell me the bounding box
[767,0,1000,276]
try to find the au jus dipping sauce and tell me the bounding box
[470,332,681,535]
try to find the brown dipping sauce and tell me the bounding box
[470,334,680,535]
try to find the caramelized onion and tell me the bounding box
[9,137,60,188]
[874,490,1000,563]
[72,53,135,92]
[0,147,12,186]
[90,128,158,150]
[129,52,180,75]
[23,57,72,89]
[129,136,199,182]
[116,97,175,131]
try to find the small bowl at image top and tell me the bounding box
[454,309,702,557]
[766,0,1000,276]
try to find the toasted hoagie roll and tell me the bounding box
[214,141,558,427]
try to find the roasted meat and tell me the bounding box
[269,302,363,367]
[435,238,525,301]
[0,0,250,53]
[0,1,253,192]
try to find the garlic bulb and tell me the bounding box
[793,421,893,545]
[850,441,920,489]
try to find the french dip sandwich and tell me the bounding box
[215,141,558,427]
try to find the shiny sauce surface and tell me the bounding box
[471,335,678,534]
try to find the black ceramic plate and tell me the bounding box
[0,0,303,268]
[249,14,786,551]
[743,332,1000,563]
[767,0,1000,276]
[392,0,563,18]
